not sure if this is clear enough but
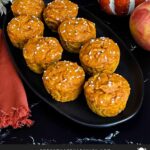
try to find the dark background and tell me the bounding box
[0,0,150,144]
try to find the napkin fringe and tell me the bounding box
[0,106,33,129]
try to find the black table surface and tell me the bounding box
[0,0,150,145]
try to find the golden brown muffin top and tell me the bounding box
[23,37,63,69]
[58,18,96,42]
[7,15,44,39]
[43,0,78,22]
[11,0,45,17]
[84,73,130,108]
[80,37,120,68]
[43,61,85,91]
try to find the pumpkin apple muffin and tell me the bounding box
[79,37,120,75]
[42,61,85,102]
[58,18,96,53]
[84,73,130,117]
[23,37,63,74]
[43,0,78,31]
[7,15,44,49]
[11,0,45,18]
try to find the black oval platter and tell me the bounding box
[3,6,144,128]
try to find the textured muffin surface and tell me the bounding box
[11,0,45,18]
[80,37,120,75]
[84,73,130,117]
[43,61,85,102]
[23,37,63,74]
[7,15,44,49]
[58,18,96,53]
[43,0,78,31]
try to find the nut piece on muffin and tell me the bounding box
[43,0,78,31]
[58,18,96,53]
[79,37,120,75]
[42,61,85,102]
[11,0,45,18]
[23,37,63,74]
[7,15,44,49]
[84,73,130,117]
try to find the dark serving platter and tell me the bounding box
[3,7,144,128]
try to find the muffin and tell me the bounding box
[23,37,63,74]
[84,73,130,117]
[7,15,44,49]
[11,0,45,18]
[43,0,78,31]
[79,37,120,75]
[43,61,85,102]
[58,18,96,53]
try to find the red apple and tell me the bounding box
[129,1,150,51]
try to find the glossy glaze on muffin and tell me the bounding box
[43,61,85,102]
[79,37,120,75]
[11,0,45,18]
[43,0,78,31]
[58,17,96,53]
[84,73,130,117]
[23,37,63,74]
[7,15,44,49]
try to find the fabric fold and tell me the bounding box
[0,29,33,129]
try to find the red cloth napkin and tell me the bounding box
[0,29,33,128]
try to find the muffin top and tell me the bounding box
[80,37,120,68]
[23,37,63,70]
[7,15,44,48]
[7,15,44,35]
[43,61,85,91]
[84,73,130,109]
[43,0,78,22]
[11,0,45,17]
[58,18,96,43]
